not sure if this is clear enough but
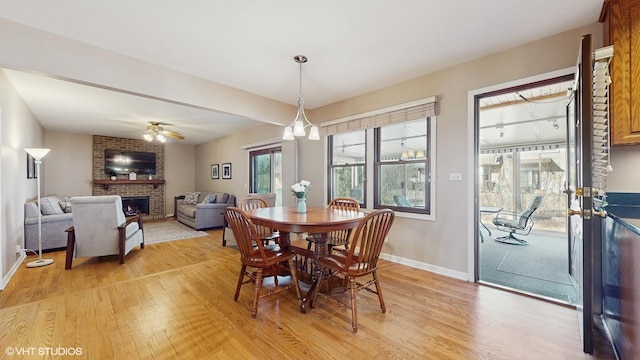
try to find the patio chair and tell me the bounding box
[492,195,544,245]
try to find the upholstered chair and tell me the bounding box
[65,195,144,269]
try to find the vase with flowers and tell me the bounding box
[291,180,311,213]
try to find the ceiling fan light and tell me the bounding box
[143,133,154,142]
[156,134,166,143]
[308,125,320,140]
[282,126,294,140]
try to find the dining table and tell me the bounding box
[243,206,364,313]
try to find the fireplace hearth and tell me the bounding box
[122,196,150,216]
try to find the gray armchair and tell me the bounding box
[65,195,144,269]
[492,195,544,245]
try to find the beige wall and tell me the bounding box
[42,132,197,218]
[0,69,44,285]
[165,143,196,215]
[609,146,640,192]
[44,131,93,196]
[205,22,607,277]
[4,17,639,284]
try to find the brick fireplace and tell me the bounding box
[92,136,165,220]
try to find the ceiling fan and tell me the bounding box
[143,122,184,142]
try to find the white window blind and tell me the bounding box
[320,98,437,136]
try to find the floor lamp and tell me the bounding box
[25,148,54,268]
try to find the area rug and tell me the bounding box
[496,250,572,285]
[143,221,208,244]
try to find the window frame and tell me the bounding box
[325,106,437,221]
[248,146,282,196]
[374,117,431,215]
[327,131,367,208]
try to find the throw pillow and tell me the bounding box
[39,196,64,215]
[59,201,72,213]
[202,194,217,204]
[213,192,229,204]
[184,192,200,205]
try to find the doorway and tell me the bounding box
[474,75,577,304]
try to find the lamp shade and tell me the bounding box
[24,148,50,161]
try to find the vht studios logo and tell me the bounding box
[5,347,83,356]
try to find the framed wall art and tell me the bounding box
[222,163,232,179]
[27,154,36,179]
[211,164,219,179]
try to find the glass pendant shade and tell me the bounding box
[308,125,320,140]
[282,126,294,140]
[293,119,306,136]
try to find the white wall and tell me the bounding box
[0,69,44,287]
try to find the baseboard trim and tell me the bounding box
[1,253,27,290]
[379,252,468,281]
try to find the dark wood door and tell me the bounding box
[566,34,595,354]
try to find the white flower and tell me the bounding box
[291,183,305,193]
[291,180,311,198]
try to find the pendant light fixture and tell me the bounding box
[282,55,320,141]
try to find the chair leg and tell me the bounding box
[287,258,302,300]
[252,268,264,318]
[64,228,75,270]
[495,233,529,245]
[372,270,386,313]
[349,277,358,333]
[222,226,227,247]
[234,264,246,301]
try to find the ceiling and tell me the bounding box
[0,1,603,144]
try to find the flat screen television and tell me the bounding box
[105,150,156,175]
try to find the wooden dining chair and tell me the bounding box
[222,197,279,247]
[325,197,360,250]
[293,197,361,277]
[313,208,395,333]
[224,207,301,318]
[240,198,279,246]
[302,197,360,251]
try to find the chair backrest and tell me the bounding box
[239,198,268,211]
[328,197,360,212]
[393,195,412,207]
[244,193,276,207]
[224,207,266,262]
[518,195,544,228]
[70,195,125,257]
[342,209,395,274]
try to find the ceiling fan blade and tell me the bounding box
[160,130,184,140]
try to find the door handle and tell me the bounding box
[593,210,607,218]
[568,209,582,216]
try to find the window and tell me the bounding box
[249,147,282,205]
[376,118,430,214]
[324,98,436,218]
[328,130,366,205]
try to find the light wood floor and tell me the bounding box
[0,222,614,359]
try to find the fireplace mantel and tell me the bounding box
[93,179,165,190]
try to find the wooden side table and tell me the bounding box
[173,195,185,218]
